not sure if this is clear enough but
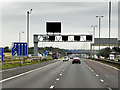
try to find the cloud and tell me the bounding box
[2,2,118,48]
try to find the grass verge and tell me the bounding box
[0,59,53,70]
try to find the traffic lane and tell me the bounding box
[54,60,107,88]
[83,59,118,88]
[2,60,70,88]
[2,60,58,79]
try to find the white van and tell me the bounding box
[63,56,69,61]
[109,54,114,60]
[117,55,120,62]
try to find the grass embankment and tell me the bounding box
[1,53,59,70]
[0,59,53,70]
[86,58,120,70]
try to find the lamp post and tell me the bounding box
[96,15,104,51]
[88,31,93,58]
[27,9,32,58]
[18,31,24,64]
[108,1,111,57]
[91,25,97,41]
[91,25,97,58]
[19,31,24,42]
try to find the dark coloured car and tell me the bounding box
[70,57,73,59]
[72,57,81,64]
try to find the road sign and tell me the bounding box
[72,50,79,53]
[12,42,27,56]
[86,35,92,41]
[43,51,47,57]
[0,48,5,61]
[46,22,61,33]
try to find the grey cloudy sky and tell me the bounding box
[0,1,118,49]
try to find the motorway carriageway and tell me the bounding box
[0,59,119,90]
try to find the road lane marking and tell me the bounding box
[50,85,54,89]
[60,73,62,76]
[1,61,59,72]
[0,61,59,83]
[108,87,112,90]
[91,70,93,72]
[96,74,99,77]
[100,79,104,83]
[83,60,109,88]
[56,78,59,81]
[82,61,92,70]
[87,59,119,71]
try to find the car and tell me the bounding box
[63,56,69,61]
[72,57,81,64]
[70,57,73,59]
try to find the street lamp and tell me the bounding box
[27,9,32,57]
[108,1,111,52]
[88,30,94,58]
[96,15,104,51]
[19,31,24,42]
[18,31,24,64]
[91,25,97,58]
[91,25,97,41]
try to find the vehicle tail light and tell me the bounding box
[78,59,80,61]
[73,59,75,61]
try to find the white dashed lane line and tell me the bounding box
[50,85,54,89]
[96,74,99,77]
[100,79,104,83]
[83,61,112,89]
[49,68,65,89]
[60,73,62,76]
[56,78,60,81]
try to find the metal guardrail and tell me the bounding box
[93,58,120,65]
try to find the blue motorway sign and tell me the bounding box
[72,50,79,53]
[12,42,27,56]
[0,48,5,61]
[43,51,47,57]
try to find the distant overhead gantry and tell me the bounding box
[34,34,92,42]
[33,21,93,56]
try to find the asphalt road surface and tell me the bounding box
[1,59,119,90]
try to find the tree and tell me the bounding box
[112,47,120,53]
[97,47,111,58]
[3,46,11,52]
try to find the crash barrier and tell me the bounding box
[91,58,120,65]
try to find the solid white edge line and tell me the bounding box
[88,59,119,71]
[108,87,112,90]
[91,70,93,72]
[0,61,59,83]
[1,60,60,72]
